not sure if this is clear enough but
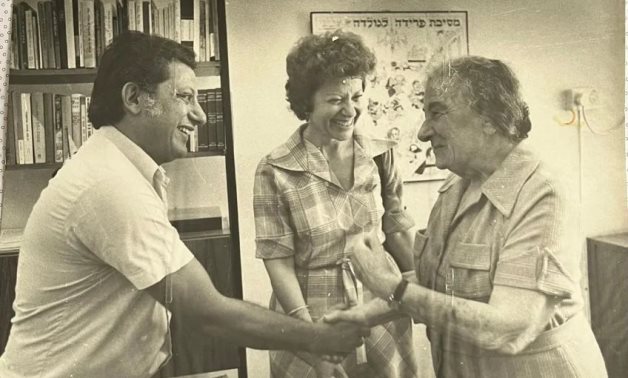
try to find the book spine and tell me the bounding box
[31,92,46,164]
[60,94,73,159]
[142,0,151,34]
[127,0,136,31]
[25,8,36,69]
[215,88,224,149]
[16,4,28,69]
[20,93,34,164]
[199,0,205,62]
[81,0,96,68]
[49,1,62,68]
[61,0,75,68]
[55,0,69,68]
[211,0,219,61]
[10,6,20,69]
[86,96,94,138]
[33,9,42,69]
[11,92,25,165]
[173,0,180,42]
[70,94,82,152]
[43,93,56,163]
[6,93,16,166]
[37,2,49,69]
[206,88,216,149]
[135,1,143,33]
[196,90,209,150]
[192,0,199,57]
[80,95,88,144]
[54,94,64,162]
[103,1,114,46]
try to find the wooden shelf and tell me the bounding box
[9,61,221,85]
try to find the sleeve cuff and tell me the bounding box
[382,210,415,234]
[255,236,295,259]
[494,247,576,298]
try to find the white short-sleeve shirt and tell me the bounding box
[0,126,194,377]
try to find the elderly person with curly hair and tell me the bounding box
[253,30,419,378]
[328,56,608,377]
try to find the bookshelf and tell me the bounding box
[1,0,245,377]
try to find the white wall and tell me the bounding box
[224,0,626,375]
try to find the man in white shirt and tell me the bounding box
[0,31,368,378]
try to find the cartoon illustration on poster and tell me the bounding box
[312,12,468,181]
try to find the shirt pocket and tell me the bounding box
[449,243,493,300]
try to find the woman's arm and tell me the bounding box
[383,230,414,272]
[264,256,312,321]
[349,243,558,354]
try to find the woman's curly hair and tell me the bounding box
[426,56,531,141]
[285,30,376,120]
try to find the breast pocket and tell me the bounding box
[288,181,336,233]
[449,243,493,300]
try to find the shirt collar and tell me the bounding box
[98,126,165,185]
[265,123,396,173]
[437,142,540,217]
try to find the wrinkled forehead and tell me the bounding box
[424,70,470,107]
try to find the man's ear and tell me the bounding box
[121,82,142,115]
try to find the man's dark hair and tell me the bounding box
[88,31,197,128]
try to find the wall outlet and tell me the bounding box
[564,87,600,110]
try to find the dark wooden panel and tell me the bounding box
[0,255,18,355]
[159,235,243,378]
[587,235,628,378]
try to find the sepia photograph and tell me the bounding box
[0,1,625,377]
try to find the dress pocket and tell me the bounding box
[448,243,492,299]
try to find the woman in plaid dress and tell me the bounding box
[330,56,608,377]
[253,30,419,377]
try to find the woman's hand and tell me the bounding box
[350,233,402,300]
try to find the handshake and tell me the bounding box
[300,304,371,377]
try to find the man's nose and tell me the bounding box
[417,120,433,142]
[189,100,207,126]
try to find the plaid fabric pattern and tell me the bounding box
[254,126,418,377]
[414,142,606,377]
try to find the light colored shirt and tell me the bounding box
[0,126,193,378]
[414,142,594,376]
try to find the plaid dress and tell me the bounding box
[254,125,419,378]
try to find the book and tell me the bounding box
[80,95,88,145]
[180,0,193,50]
[141,0,151,34]
[215,89,224,149]
[10,92,25,165]
[72,0,82,67]
[10,5,20,69]
[205,88,217,149]
[43,93,56,163]
[86,96,94,138]
[30,92,46,164]
[6,94,16,166]
[127,0,136,31]
[20,92,34,164]
[60,94,74,159]
[16,3,30,69]
[81,0,96,68]
[24,6,37,69]
[53,94,64,162]
[210,0,219,61]
[54,0,71,68]
[49,0,62,68]
[37,1,49,69]
[70,94,82,151]
[192,0,200,58]
[196,90,209,150]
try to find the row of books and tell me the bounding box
[10,0,220,70]
[5,88,225,166]
[7,92,93,165]
[191,88,226,153]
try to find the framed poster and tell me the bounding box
[311,11,469,182]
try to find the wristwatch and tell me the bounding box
[387,278,409,310]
